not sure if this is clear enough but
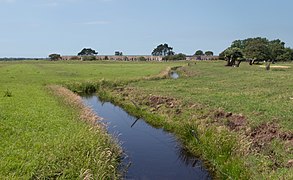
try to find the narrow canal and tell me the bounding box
[82,96,211,180]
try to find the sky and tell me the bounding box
[0,0,293,57]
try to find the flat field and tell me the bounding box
[0,60,292,179]
[98,61,293,179]
[0,60,183,179]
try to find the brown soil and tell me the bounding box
[212,110,247,131]
[249,123,293,150]
[148,95,178,109]
[287,160,293,168]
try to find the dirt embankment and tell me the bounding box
[113,87,293,169]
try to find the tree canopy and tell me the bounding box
[194,50,204,56]
[78,48,98,56]
[221,37,293,63]
[205,51,214,56]
[152,44,175,56]
[221,47,244,66]
[49,54,61,61]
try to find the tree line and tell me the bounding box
[49,44,215,61]
[220,37,293,67]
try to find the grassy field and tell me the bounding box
[0,60,292,179]
[0,60,183,179]
[91,61,292,179]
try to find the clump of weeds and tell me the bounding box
[3,89,12,97]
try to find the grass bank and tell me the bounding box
[0,60,183,178]
[66,61,293,179]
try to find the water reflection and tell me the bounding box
[82,96,211,180]
[170,71,179,79]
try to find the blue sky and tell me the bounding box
[0,0,293,57]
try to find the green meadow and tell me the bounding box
[0,60,183,179]
[0,60,292,179]
[124,61,293,178]
[87,61,292,179]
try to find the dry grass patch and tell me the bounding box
[260,65,291,69]
[47,85,101,125]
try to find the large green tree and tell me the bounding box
[268,39,286,63]
[243,37,271,63]
[152,44,174,56]
[220,37,292,65]
[78,48,98,56]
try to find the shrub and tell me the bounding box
[163,53,186,61]
[82,56,96,61]
[138,56,147,61]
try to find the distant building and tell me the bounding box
[61,55,219,61]
[186,55,219,61]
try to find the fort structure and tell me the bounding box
[61,55,219,61]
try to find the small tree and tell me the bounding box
[78,48,98,56]
[194,50,204,56]
[152,43,175,56]
[115,51,123,56]
[205,51,214,56]
[222,47,243,66]
[49,54,61,61]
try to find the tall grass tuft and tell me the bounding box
[3,89,12,97]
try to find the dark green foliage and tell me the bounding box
[152,43,175,56]
[221,47,244,66]
[243,37,271,61]
[194,50,204,56]
[163,53,186,61]
[115,51,123,56]
[49,54,61,61]
[221,37,293,63]
[138,56,147,61]
[205,51,214,56]
[276,48,293,61]
[78,48,98,56]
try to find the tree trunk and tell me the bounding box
[265,62,271,70]
[226,57,235,66]
[235,60,242,67]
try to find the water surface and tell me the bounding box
[170,71,179,79]
[82,96,211,180]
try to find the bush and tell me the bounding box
[82,56,96,61]
[163,53,186,61]
[70,56,81,60]
[138,56,147,61]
